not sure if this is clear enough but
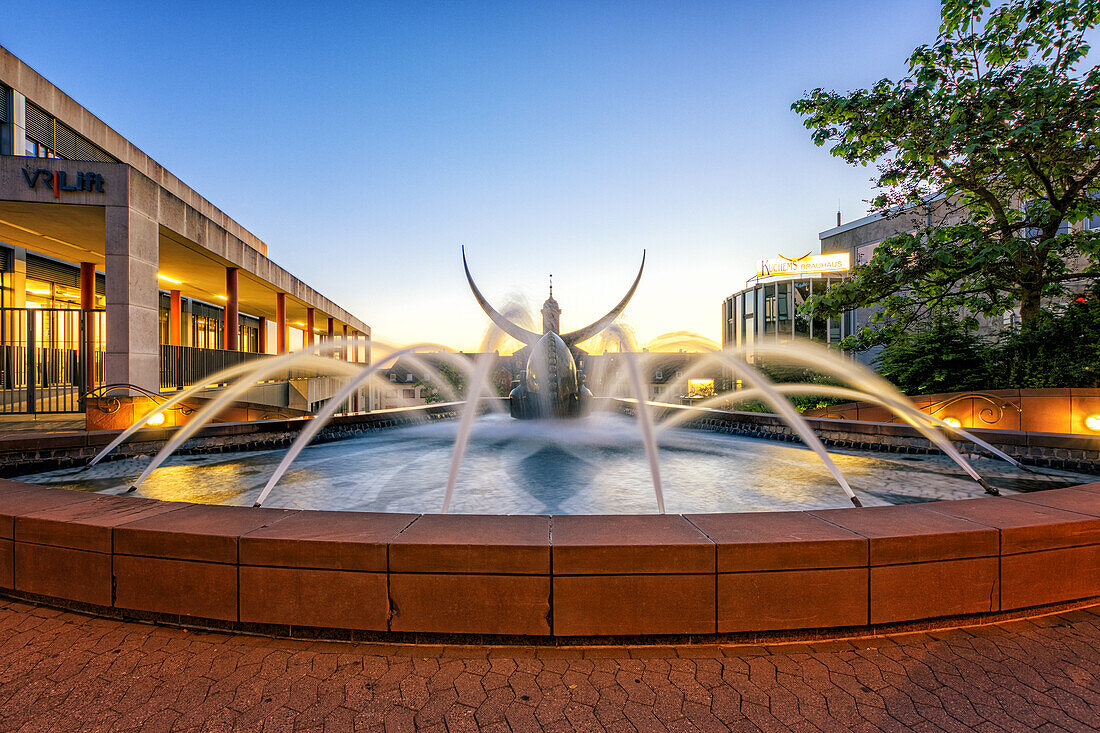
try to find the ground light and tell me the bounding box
[942,417,962,428]
[1086,414,1100,431]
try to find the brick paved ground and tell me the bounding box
[0,598,1097,732]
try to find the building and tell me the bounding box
[726,198,1094,366]
[721,251,851,352]
[0,46,370,415]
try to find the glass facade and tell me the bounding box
[722,275,848,350]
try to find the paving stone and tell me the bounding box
[0,598,1097,730]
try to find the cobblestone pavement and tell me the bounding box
[0,599,1097,732]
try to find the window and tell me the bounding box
[24,138,56,158]
[856,242,879,265]
[405,374,414,382]
[402,388,416,399]
[389,373,397,382]
[654,369,662,380]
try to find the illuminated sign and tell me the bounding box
[22,168,105,198]
[757,252,850,278]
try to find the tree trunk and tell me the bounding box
[1019,285,1042,327]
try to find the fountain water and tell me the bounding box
[67,252,1054,514]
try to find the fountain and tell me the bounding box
[17,248,1095,516]
[5,250,1098,646]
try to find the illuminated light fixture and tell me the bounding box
[215,295,228,300]
[1086,414,1100,431]
[294,322,305,327]
[942,417,962,429]
[42,235,88,252]
[27,288,51,296]
[0,218,43,236]
[157,273,182,284]
[146,412,166,426]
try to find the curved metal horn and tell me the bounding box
[561,250,645,346]
[462,246,541,345]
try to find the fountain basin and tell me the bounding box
[2,478,1098,640]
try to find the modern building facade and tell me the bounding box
[721,252,851,351]
[0,46,370,413]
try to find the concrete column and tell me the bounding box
[327,317,335,346]
[306,308,315,346]
[105,205,159,393]
[9,249,26,308]
[342,324,349,361]
[169,290,182,346]
[276,292,287,354]
[258,316,267,354]
[224,267,239,351]
[80,263,96,389]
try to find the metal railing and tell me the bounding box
[159,345,270,392]
[0,307,105,414]
[159,344,363,392]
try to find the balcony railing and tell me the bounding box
[159,344,365,392]
[159,345,270,392]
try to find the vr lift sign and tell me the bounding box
[22,168,105,198]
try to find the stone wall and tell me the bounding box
[0,479,1097,641]
[0,403,466,476]
[618,401,1100,473]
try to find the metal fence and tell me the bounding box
[159,345,273,392]
[0,308,105,414]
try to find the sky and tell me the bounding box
[2,1,944,352]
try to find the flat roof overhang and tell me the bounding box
[0,187,368,334]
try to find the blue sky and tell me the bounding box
[3,1,943,350]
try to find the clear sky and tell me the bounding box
[3,1,943,352]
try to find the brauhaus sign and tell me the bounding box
[757,252,850,278]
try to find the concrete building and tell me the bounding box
[0,46,370,414]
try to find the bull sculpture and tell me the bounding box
[462,247,645,419]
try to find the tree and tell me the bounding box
[416,363,467,404]
[990,284,1100,385]
[794,0,1100,338]
[871,312,993,394]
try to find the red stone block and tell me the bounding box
[1001,545,1100,609]
[113,555,238,621]
[1009,488,1100,518]
[1019,389,1072,434]
[0,478,46,497]
[1069,392,1100,435]
[389,573,550,635]
[114,503,297,563]
[0,539,11,589]
[718,568,867,632]
[15,543,111,606]
[809,504,997,565]
[552,515,714,574]
[16,495,184,553]
[240,510,416,571]
[553,574,715,636]
[239,566,389,630]
[0,484,98,540]
[931,495,1100,553]
[686,511,867,571]
[870,557,998,623]
[389,515,549,575]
